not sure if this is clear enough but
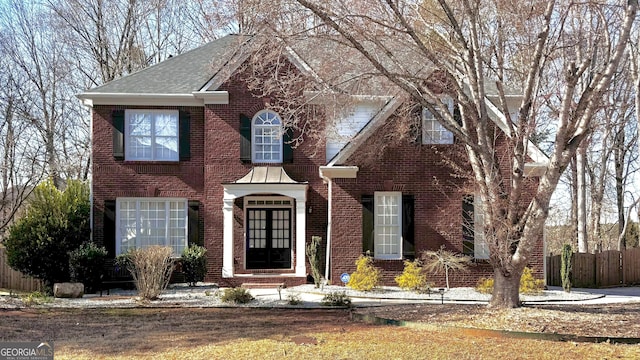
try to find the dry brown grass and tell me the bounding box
[1,307,639,359]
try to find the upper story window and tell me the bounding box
[422,97,454,145]
[125,110,179,161]
[252,110,283,163]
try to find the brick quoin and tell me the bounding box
[92,73,543,288]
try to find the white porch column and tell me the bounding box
[295,199,307,276]
[222,198,235,278]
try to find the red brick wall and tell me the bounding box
[328,116,543,287]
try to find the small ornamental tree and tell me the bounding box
[422,246,472,290]
[3,179,90,292]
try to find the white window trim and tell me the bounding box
[251,109,283,163]
[115,197,188,257]
[125,109,179,161]
[422,97,454,145]
[374,191,403,260]
[474,194,490,259]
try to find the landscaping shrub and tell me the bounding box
[561,244,573,292]
[4,179,90,292]
[306,236,323,288]
[520,267,544,295]
[286,293,302,305]
[395,259,428,292]
[475,277,494,294]
[69,242,108,293]
[347,255,381,291]
[475,267,544,295]
[119,246,174,300]
[321,291,351,307]
[422,246,471,290]
[220,287,254,304]
[181,245,207,287]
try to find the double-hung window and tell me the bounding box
[462,194,489,259]
[252,110,283,163]
[374,192,403,259]
[422,97,454,144]
[116,198,187,257]
[126,110,179,161]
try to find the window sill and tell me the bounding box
[122,160,181,165]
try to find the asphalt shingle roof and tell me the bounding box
[84,35,249,94]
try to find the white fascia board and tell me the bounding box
[484,97,549,164]
[223,183,309,201]
[200,52,251,91]
[192,91,230,104]
[319,166,359,179]
[524,162,548,177]
[328,97,402,166]
[76,92,213,107]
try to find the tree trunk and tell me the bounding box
[614,128,626,250]
[576,143,588,253]
[489,268,522,308]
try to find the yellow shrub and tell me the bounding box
[475,267,544,295]
[475,277,494,294]
[520,267,544,295]
[347,255,381,291]
[395,260,428,292]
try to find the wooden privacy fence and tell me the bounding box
[0,247,43,292]
[547,248,640,288]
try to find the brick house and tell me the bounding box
[78,35,548,287]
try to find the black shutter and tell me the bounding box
[104,200,116,258]
[462,195,474,256]
[402,195,415,258]
[112,110,125,160]
[240,114,251,163]
[283,128,293,163]
[453,104,462,142]
[188,201,202,247]
[362,195,374,255]
[179,110,191,160]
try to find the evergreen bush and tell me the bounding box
[321,291,351,307]
[181,245,207,287]
[561,244,573,292]
[69,242,108,293]
[220,287,254,304]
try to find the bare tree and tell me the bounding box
[254,0,637,307]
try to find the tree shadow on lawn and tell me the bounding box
[1,308,373,356]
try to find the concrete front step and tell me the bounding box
[241,282,286,289]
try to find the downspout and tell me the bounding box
[323,176,333,281]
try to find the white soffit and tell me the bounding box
[319,166,359,179]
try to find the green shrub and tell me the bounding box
[181,245,207,287]
[347,255,381,291]
[520,267,544,295]
[4,179,90,292]
[306,236,323,288]
[69,242,108,293]
[120,246,174,300]
[395,259,428,292]
[561,244,573,292]
[321,291,351,307]
[220,287,254,304]
[286,293,302,305]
